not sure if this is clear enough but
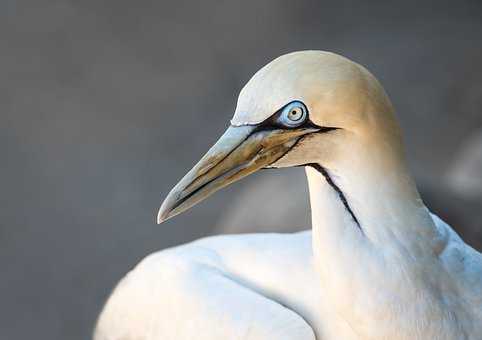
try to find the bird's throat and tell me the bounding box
[306,163,362,231]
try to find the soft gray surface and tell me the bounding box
[448,129,482,199]
[2,1,482,339]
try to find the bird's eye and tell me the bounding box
[278,101,308,127]
[288,107,303,121]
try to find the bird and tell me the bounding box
[94,51,482,340]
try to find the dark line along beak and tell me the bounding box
[157,124,319,223]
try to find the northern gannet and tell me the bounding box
[95,51,482,340]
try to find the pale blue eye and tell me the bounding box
[287,107,303,121]
[279,101,307,127]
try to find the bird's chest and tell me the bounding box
[318,253,466,340]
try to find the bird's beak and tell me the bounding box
[157,124,319,223]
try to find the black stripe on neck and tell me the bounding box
[305,163,362,232]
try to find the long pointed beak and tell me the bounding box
[157,124,319,223]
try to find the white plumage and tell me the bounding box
[95,51,482,340]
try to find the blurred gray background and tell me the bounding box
[2,0,482,339]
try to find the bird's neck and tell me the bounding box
[306,131,441,265]
[305,131,452,338]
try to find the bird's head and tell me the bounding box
[158,51,403,223]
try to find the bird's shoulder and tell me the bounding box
[431,214,482,309]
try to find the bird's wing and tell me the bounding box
[94,232,317,340]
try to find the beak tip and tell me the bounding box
[156,206,171,224]
[157,197,173,224]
